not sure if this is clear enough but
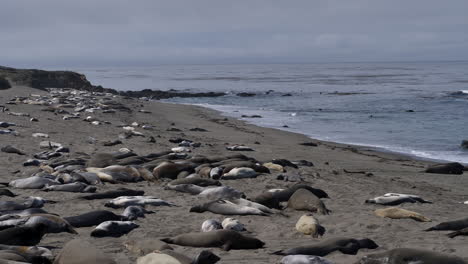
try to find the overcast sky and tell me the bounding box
[2,0,468,67]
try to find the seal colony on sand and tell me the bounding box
[0,72,467,263]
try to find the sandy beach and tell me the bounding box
[1,85,467,263]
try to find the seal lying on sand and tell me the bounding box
[253,184,329,209]
[448,227,468,238]
[355,248,467,264]
[9,176,60,189]
[425,217,468,231]
[374,207,431,222]
[53,239,116,264]
[296,214,325,237]
[281,255,334,264]
[90,221,139,237]
[287,189,330,215]
[80,188,144,200]
[124,239,173,256]
[137,250,220,264]
[161,229,264,251]
[122,206,154,220]
[273,237,378,256]
[64,210,125,227]
[0,197,49,212]
[42,182,96,193]
[0,214,77,234]
[365,193,431,205]
[104,196,174,208]
[201,219,222,232]
[0,224,48,246]
[190,200,269,216]
[168,177,221,187]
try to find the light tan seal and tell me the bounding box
[287,189,331,215]
[374,207,431,222]
[295,214,325,237]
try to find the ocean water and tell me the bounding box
[74,62,468,163]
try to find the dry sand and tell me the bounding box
[0,85,467,263]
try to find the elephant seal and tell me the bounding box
[0,197,48,212]
[287,189,330,215]
[9,176,60,189]
[228,198,274,214]
[375,207,431,222]
[42,182,96,193]
[281,255,334,264]
[355,248,467,264]
[122,206,154,220]
[161,229,264,251]
[86,153,117,168]
[1,145,25,155]
[86,165,142,182]
[425,217,468,231]
[198,186,244,200]
[221,167,258,180]
[253,184,329,209]
[0,245,52,259]
[222,218,245,231]
[64,210,124,227]
[124,239,173,256]
[152,161,194,179]
[190,200,269,216]
[0,224,48,246]
[365,193,430,205]
[53,239,116,264]
[90,221,139,237]
[273,237,378,256]
[137,250,220,264]
[201,219,222,232]
[263,162,285,172]
[0,214,77,234]
[105,196,174,208]
[169,177,221,187]
[80,188,144,200]
[425,162,464,175]
[296,214,325,237]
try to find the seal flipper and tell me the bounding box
[221,242,232,251]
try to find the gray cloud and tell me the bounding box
[1,0,467,67]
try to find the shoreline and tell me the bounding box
[1,85,467,263]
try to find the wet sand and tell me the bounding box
[1,85,467,263]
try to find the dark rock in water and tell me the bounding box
[1,145,25,155]
[272,159,298,169]
[0,77,11,90]
[425,162,465,175]
[237,92,256,97]
[299,142,318,147]
[190,127,208,132]
[461,140,468,149]
[282,125,289,128]
[406,109,415,112]
[119,89,225,100]
[87,153,117,168]
[282,93,292,96]
[293,160,314,167]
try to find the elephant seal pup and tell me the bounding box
[222,218,245,231]
[87,165,142,182]
[137,250,220,264]
[0,197,48,212]
[80,188,144,200]
[448,227,468,238]
[356,248,467,264]
[0,214,77,234]
[382,193,431,203]
[0,224,48,246]
[365,195,429,206]
[0,189,16,197]
[198,186,244,200]
[254,184,329,209]
[287,189,331,215]
[124,239,173,256]
[64,210,125,227]
[43,182,97,193]
[169,177,221,187]
[201,219,222,232]
[425,217,468,231]
[296,214,325,237]
[161,229,265,251]
[281,255,334,264]
[228,198,274,214]
[90,221,139,237]
[0,245,52,259]
[374,207,431,222]
[152,161,194,179]
[9,176,60,189]
[54,239,116,264]
[122,206,154,220]
[273,237,378,256]
[221,167,258,180]
[190,200,269,216]
[105,196,174,208]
